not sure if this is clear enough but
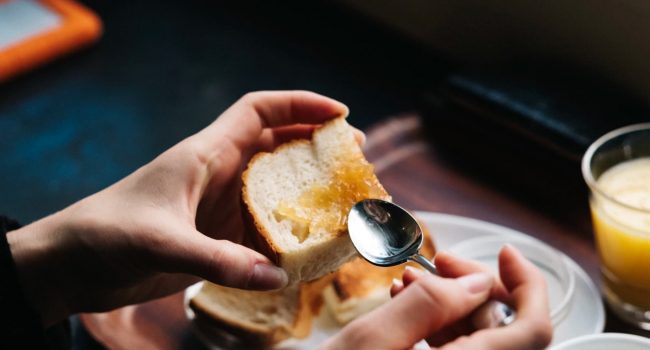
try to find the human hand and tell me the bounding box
[7,91,350,327]
[321,245,552,350]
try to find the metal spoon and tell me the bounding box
[347,198,515,328]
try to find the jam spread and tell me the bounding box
[275,153,385,242]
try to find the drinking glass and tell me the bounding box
[582,123,650,329]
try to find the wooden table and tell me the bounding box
[81,115,648,348]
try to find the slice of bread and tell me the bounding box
[323,220,436,324]
[242,117,390,284]
[189,275,332,347]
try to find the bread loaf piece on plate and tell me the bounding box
[189,275,332,347]
[323,220,436,324]
[243,117,390,284]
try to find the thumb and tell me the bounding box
[160,230,288,290]
[327,272,493,350]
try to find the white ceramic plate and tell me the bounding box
[418,212,605,347]
[186,212,605,349]
[549,333,650,350]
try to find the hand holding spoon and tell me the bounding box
[347,198,515,328]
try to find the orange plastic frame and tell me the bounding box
[0,0,102,81]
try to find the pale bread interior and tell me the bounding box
[243,117,390,284]
[190,282,302,345]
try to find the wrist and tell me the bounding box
[7,212,71,327]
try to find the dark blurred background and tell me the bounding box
[2,0,649,224]
[0,0,447,223]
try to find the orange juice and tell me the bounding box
[590,157,650,310]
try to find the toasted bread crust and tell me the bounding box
[241,184,281,265]
[330,218,436,303]
[291,273,335,338]
[190,300,282,346]
[189,275,334,346]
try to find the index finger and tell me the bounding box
[498,244,552,338]
[439,245,553,350]
[435,251,509,300]
[199,90,349,150]
[323,272,493,350]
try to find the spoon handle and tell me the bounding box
[408,254,438,274]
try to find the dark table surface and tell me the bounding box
[1,0,647,348]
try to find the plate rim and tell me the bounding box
[415,211,606,343]
[549,332,650,349]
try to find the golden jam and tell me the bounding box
[275,153,385,242]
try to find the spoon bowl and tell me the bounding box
[348,199,423,266]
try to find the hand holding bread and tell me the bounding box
[190,104,390,346]
[7,91,350,327]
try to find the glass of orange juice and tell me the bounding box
[582,123,650,329]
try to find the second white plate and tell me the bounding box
[417,211,605,347]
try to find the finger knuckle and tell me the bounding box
[179,139,209,166]
[240,91,263,105]
[514,318,553,349]
[411,277,451,321]
[529,319,553,348]
[239,91,273,127]
[346,322,376,348]
[207,244,230,279]
[441,336,476,350]
[208,241,253,288]
[453,335,471,347]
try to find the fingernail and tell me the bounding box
[437,250,455,258]
[352,128,366,146]
[249,263,288,290]
[391,278,403,289]
[339,103,350,118]
[502,243,521,256]
[458,272,493,294]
